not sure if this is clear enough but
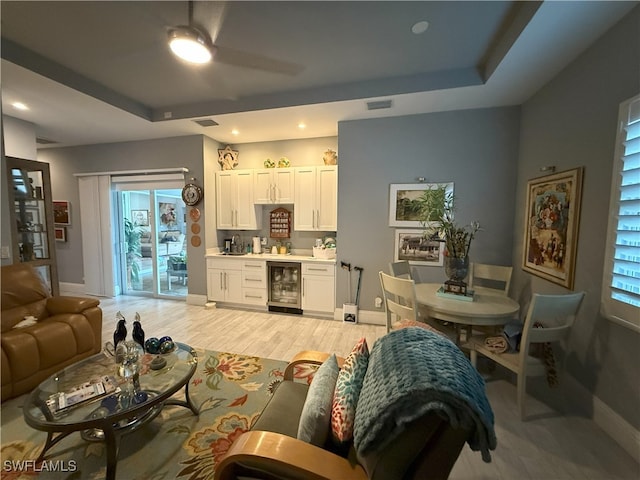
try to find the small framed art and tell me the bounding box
[394,229,444,266]
[54,227,67,242]
[131,209,149,226]
[53,201,71,225]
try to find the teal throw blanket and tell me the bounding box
[353,327,497,462]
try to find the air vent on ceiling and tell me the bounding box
[367,99,393,111]
[193,119,219,127]
[36,137,58,145]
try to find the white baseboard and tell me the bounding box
[187,294,208,306]
[334,307,386,326]
[59,282,86,295]
[565,374,639,460]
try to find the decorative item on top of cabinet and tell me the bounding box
[323,149,337,165]
[270,207,291,238]
[218,145,239,170]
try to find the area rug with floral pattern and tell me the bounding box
[1,348,315,480]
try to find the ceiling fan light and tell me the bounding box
[168,26,212,64]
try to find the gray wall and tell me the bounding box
[37,135,207,296]
[337,107,521,311]
[512,6,640,428]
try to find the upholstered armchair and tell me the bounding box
[216,328,496,480]
[1,263,103,401]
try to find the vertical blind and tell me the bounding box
[611,97,640,308]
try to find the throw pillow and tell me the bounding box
[297,354,340,446]
[331,337,369,444]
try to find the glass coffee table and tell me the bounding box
[23,342,198,480]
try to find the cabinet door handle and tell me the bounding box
[220,272,224,291]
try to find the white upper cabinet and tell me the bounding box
[216,170,262,230]
[294,166,337,231]
[254,168,295,204]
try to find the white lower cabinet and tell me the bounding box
[241,261,267,306]
[207,258,267,307]
[208,257,334,313]
[207,259,243,303]
[302,263,335,314]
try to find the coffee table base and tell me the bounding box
[35,387,198,480]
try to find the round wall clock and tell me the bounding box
[182,183,203,206]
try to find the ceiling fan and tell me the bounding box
[167,1,304,76]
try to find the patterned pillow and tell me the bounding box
[331,337,369,444]
[297,354,340,446]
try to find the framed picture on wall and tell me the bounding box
[522,167,584,289]
[388,182,454,227]
[394,229,444,266]
[131,209,149,226]
[54,226,67,242]
[53,200,71,225]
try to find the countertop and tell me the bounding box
[205,249,336,264]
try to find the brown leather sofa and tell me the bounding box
[1,263,103,401]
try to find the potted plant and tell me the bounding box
[124,218,143,287]
[417,186,480,283]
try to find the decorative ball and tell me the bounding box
[264,158,275,168]
[145,337,160,354]
[159,340,175,354]
[159,336,173,344]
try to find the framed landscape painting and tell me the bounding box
[388,182,453,227]
[394,229,444,266]
[522,167,584,288]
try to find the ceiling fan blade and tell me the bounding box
[213,45,305,76]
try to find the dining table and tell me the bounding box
[414,283,520,344]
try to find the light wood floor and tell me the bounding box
[94,295,639,480]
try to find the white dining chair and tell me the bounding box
[468,263,513,296]
[379,271,419,332]
[465,291,585,420]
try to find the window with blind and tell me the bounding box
[602,94,640,332]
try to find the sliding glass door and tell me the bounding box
[118,185,187,298]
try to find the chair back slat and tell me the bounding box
[389,261,412,280]
[469,263,513,296]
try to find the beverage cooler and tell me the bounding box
[267,262,302,314]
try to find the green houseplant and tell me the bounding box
[124,218,143,286]
[417,185,480,282]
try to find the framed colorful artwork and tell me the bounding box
[522,167,584,288]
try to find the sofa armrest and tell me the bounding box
[284,350,345,381]
[215,431,366,480]
[46,296,100,315]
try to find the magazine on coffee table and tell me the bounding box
[46,375,120,413]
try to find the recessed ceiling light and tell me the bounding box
[298,122,306,129]
[231,129,239,135]
[411,21,429,35]
[12,102,29,111]
[168,26,214,64]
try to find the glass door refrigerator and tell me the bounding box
[267,262,302,314]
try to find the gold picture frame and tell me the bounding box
[522,167,584,289]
